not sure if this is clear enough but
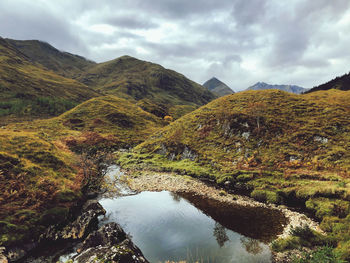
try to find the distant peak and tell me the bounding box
[203,77,234,96]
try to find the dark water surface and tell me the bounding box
[99,189,286,263]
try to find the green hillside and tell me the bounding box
[78,56,217,118]
[119,89,350,259]
[0,38,99,122]
[0,94,166,246]
[0,129,79,246]
[5,39,96,79]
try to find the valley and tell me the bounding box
[0,37,350,263]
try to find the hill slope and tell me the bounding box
[0,94,166,245]
[307,72,350,93]
[203,77,234,96]
[12,95,165,147]
[5,39,96,79]
[77,56,217,118]
[138,89,350,171]
[246,82,307,94]
[120,89,350,259]
[0,37,99,122]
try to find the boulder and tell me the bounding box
[40,200,106,241]
[74,223,148,263]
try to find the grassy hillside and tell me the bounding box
[0,129,79,246]
[136,89,350,171]
[0,37,99,122]
[9,95,165,147]
[78,56,217,119]
[119,89,350,259]
[307,72,350,93]
[0,94,166,246]
[5,39,96,79]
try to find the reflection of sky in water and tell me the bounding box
[99,191,272,263]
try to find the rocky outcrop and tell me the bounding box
[74,223,148,263]
[40,200,106,242]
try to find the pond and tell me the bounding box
[99,189,286,263]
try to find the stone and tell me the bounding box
[40,200,106,242]
[74,223,148,263]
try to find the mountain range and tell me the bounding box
[0,38,216,123]
[246,82,307,94]
[203,77,234,96]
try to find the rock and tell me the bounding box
[0,247,8,263]
[79,222,127,251]
[40,200,106,242]
[181,146,197,161]
[224,181,231,188]
[74,223,148,263]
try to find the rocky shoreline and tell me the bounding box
[121,169,324,263]
[1,200,148,263]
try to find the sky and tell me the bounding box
[0,0,350,91]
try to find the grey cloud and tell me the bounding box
[0,0,350,91]
[232,0,267,26]
[0,0,86,54]
[104,16,158,29]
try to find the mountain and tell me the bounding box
[5,39,96,79]
[77,56,217,118]
[203,77,234,96]
[0,37,99,122]
[246,82,307,94]
[1,38,217,120]
[307,72,350,93]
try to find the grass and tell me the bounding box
[0,129,80,246]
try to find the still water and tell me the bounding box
[99,190,284,263]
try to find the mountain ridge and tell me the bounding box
[5,38,96,79]
[246,82,307,94]
[307,71,350,93]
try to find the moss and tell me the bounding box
[251,189,282,204]
[306,198,350,220]
[272,236,301,252]
[237,173,254,182]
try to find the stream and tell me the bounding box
[37,165,287,263]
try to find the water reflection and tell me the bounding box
[170,192,182,202]
[213,222,229,247]
[99,191,276,263]
[240,237,263,255]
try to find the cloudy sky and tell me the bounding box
[1,0,350,91]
